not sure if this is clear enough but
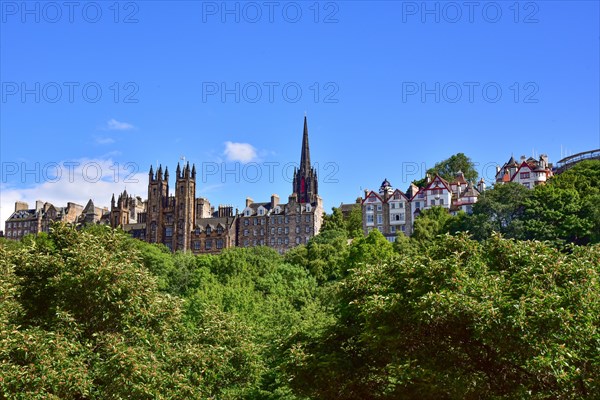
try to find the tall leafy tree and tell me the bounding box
[286,234,600,399]
[414,153,478,186]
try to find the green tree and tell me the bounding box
[0,224,262,399]
[414,153,478,187]
[286,234,600,399]
[411,206,454,243]
[463,182,532,241]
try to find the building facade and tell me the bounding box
[362,179,413,241]
[362,172,484,240]
[495,155,553,188]
[4,200,108,240]
[237,117,324,253]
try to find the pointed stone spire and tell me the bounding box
[111,193,115,208]
[176,162,181,178]
[157,164,163,180]
[191,164,196,179]
[300,115,311,173]
[164,166,169,180]
[185,161,190,178]
[149,165,154,181]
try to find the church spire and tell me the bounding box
[293,116,318,203]
[300,115,311,173]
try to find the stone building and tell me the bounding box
[191,205,237,255]
[4,200,108,240]
[495,154,553,188]
[362,179,413,241]
[237,116,324,253]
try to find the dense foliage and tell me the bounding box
[1,160,598,399]
[414,152,478,187]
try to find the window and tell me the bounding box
[217,226,223,234]
[194,241,200,250]
[278,238,282,245]
[390,226,396,233]
[377,205,382,211]
[165,227,173,237]
[270,238,275,245]
[305,226,310,233]
[376,214,383,224]
[253,219,258,225]
[216,239,223,249]
[430,199,435,206]
[395,214,400,221]
[296,237,301,244]
[305,215,310,223]
[244,219,249,226]
[296,216,301,223]
[270,227,275,234]
[259,208,264,215]
[414,201,420,209]
[245,210,251,216]
[205,240,212,250]
[284,237,289,244]
[153,206,157,212]
[367,214,374,223]
[270,217,275,224]
[520,172,530,179]
[390,202,396,209]
[244,239,249,247]
[285,216,289,223]
[206,226,211,234]
[295,226,300,233]
[305,237,309,244]
[285,227,289,234]
[278,216,283,224]
[260,228,264,235]
[366,205,373,212]
[244,229,249,236]
[440,198,444,205]
[278,227,282,234]
[253,230,257,236]
[401,225,406,232]
[306,204,311,212]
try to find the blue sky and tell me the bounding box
[1,1,599,228]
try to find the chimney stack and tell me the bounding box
[271,194,279,208]
[246,197,253,207]
[15,201,28,212]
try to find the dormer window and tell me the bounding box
[306,204,311,212]
[259,208,264,215]
[245,210,251,217]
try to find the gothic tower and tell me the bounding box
[173,162,196,251]
[110,190,131,228]
[293,116,318,203]
[146,165,169,244]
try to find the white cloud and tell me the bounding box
[223,142,258,163]
[95,137,115,145]
[107,119,135,131]
[0,158,147,232]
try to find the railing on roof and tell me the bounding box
[554,149,600,174]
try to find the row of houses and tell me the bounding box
[356,154,554,242]
[3,199,110,241]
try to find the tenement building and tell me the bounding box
[362,172,485,242]
[237,116,324,253]
[495,154,553,188]
[4,200,109,240]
